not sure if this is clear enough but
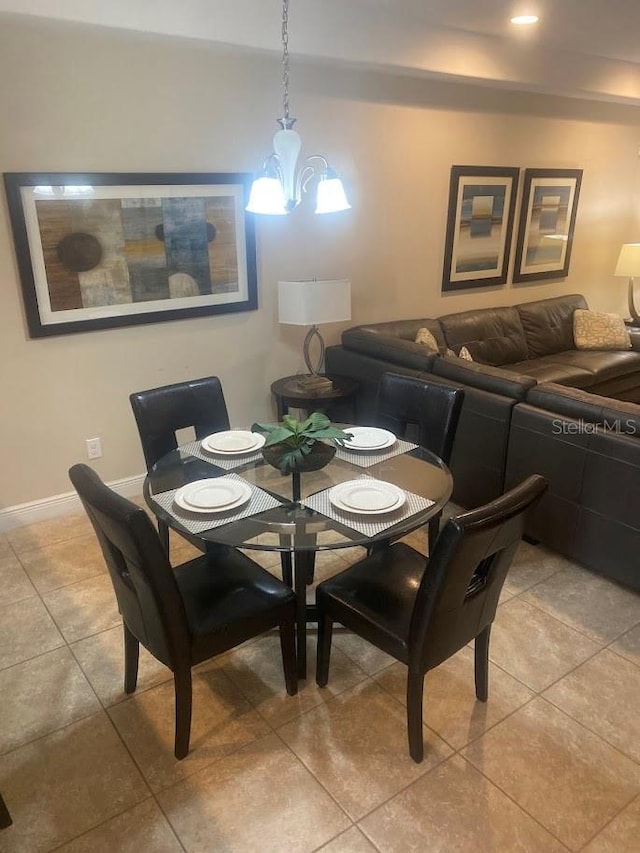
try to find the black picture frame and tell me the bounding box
[442,165,520,292]
[513,168,582,283]
[3,171,258,338]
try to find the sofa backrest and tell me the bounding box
[341,319,446,372]
[438,306,529,366]
[343,319,446,351]
[516,294,587,357]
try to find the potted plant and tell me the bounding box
[252,412,353,475]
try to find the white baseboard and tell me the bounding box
[0,473,147,533]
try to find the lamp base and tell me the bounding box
[629,277,640,323]
[296,374,334,392]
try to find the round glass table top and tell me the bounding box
[144,438,453,554]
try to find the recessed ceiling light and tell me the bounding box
[510,15,539,25]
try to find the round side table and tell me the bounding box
[270,374,359,421]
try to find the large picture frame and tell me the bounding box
[442,165,519,292]
[3,171,258,338]
[513,168,582,283]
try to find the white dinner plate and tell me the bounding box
[201,430,266,455]
[342,426,396,451]
[174,479,252,514]
[329,479,406,515]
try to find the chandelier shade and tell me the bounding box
[246,0,351,216]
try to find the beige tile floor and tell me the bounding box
[1,505,639,852]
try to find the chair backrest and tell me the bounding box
[130,376,230,470]
[408,474,547,672]
[69,464,190,668]
[376,372,464,465]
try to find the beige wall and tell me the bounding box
[1,17,639,506]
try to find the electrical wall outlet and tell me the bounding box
[85,437,102,459]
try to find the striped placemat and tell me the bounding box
[334,438,418,468]
[301,477,434,537]
[178,439,264,471]
[149,473,284,534]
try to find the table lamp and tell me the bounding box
[615,243,640,322]
[278,279,351,391]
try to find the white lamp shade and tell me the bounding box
[315,176,351,214]
[278,279,351,326]
[246,176,287,215]
[615,244,640,277]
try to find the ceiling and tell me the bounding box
[1,0,639,104]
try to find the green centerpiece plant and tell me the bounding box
[252,412,353,475]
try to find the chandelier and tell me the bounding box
[246,0,351,216]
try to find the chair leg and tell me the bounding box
[474,625,491,702]
[173,667,193,760]
[428,512,442,554]
[158,519,170,555]
[407,669,425,763]
[280,552,293,587]
[316,612,333,687]
[123,623,139,694]
[279,615,298,696]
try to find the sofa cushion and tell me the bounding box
[573,309,631,351]
[506,349,640,388]
[546,350,640,383]
[505,356,596,388]
[516,294,587,357]
[438,306,529,365]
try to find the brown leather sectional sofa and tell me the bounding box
[325,294,640,590]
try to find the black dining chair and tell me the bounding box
[376,372,464,549]
[316,474,547,762]
[130,376,231,554]
[69,463,297,760]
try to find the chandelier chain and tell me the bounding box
[281,0,290,119]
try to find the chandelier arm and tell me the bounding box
[297,155,330,196]
[297,164,315,198]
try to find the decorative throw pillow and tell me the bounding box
[445,345,473,361]
[573,309,631,351]
[414,327,439,353]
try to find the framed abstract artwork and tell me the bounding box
[3,172,258,337]
[442,165,519,292]
[513,168,582,283]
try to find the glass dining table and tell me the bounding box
[144,431,453,679]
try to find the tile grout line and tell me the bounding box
[535,694,640,769]
[460,695,640,851]
[43,795,187,853]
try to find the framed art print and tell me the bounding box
[513,168,582,283]
[3,171,258,337]
[442,165,519,292]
